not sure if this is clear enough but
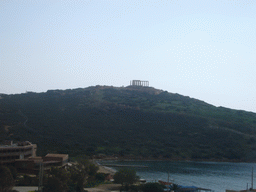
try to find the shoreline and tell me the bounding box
[94,156,250,163]
[94,157,253,175]
[95,161,117,175]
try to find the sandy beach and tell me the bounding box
[86,163,119,192]
[98,165,116,174]
[95,161,116,175]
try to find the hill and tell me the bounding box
[1,85,256,161]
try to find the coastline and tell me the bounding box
[95,159,254,192]
[95,161,117,175]
[94,156,251,176]
[93,156,248,163]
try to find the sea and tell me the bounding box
[99,160,256,192]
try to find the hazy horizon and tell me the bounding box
[1,1,256,112]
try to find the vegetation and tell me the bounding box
[0,166,15,192]
[114,168,138,187]
[1,85,256,161]
[10,158,101,191]
[140,182,165,192]
[43,159,100,192]
[16,174,39,186]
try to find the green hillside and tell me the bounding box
[1,85,256,161]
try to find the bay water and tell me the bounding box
[99,160,256,192]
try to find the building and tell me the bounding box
[43,153,69,167]
[15,154,69,174]
[0,141,37,165]
[0,141,68,174]
[130,80,149,87]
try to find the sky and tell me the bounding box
[1,0,256,112]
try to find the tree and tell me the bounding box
[113,168,138,187]
[44,158,99,192]
[68,160,89,191]
[7,166,17,180]
[88,164,99,176]
[49,167,70,185]
[141,183,164,192]
[67,158,99,191]
[95,173,105,182]
[0,166,15,192]
[170,184,180,191]
[43,177,68,192]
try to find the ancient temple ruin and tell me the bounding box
[130,80,149,87]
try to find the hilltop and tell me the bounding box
[1,85,256,161]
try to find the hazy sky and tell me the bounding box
[1,0,256,112]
